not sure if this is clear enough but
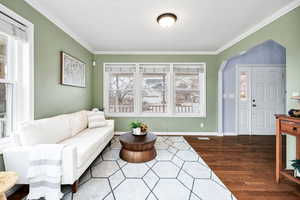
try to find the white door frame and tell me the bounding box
[217,61,227,136]
[235,64,286,135]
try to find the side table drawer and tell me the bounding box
[281,120,300,135]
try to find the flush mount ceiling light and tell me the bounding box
[157,13,177,28]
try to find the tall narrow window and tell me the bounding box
[173,64,205,115]
[140,65,169,113]
[239,72,248,101]
[106,64,136,113]
[0,34,13,137]
[0,11,33,139]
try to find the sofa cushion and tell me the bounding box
[60,123,113,168]
[19,115,72,146]
[87,111,107,128]
[68,111,88,136]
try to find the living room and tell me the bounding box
[0,0,300,199]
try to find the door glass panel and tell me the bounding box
[240,72,248,101]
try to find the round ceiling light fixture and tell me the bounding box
[157,13,177,28]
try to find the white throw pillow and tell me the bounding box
[68,110,88,136]
[87,111,107,128]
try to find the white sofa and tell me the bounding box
[3,110,114,192]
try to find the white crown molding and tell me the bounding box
[93,50,217,55]
[216,0,300,54]
[24,0,300,56]
[24,0,94,53]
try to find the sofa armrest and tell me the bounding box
[106,120,114,129]
[61,145,78,184]
[3,145,78,185]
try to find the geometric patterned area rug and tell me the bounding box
[34,136,237,200]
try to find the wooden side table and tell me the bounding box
[0,171,18,200]
[275,114,300,184]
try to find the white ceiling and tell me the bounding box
[25,0,298,54]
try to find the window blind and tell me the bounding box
[173,64,204,73]
[0,13,27,42]
[139,64,170,73]
[105,64,136,73]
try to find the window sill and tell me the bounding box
[0,137,15,154]
[106,113,206,118]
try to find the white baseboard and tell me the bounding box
[223,132,275,136]
[223,132,238,136]
[115,131,221,136]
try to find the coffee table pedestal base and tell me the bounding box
[120,148,156,163]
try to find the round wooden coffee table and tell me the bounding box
[119,132,157,163]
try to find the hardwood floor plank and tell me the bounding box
[185,135,300,200]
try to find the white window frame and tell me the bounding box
[0,4,34,147]
[103,63,206,117]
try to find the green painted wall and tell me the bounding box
[218,6,300,167]
[0,0,94,119]
[93,55,218,132]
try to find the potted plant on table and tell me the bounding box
[291,159,300,177]
[129,121,149,136]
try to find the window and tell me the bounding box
[0,11,33,139]
[140,64,169,113]
[0,35,12,137]
[108,66,135,113]
[104,63,206,117]
[174,64,205,114]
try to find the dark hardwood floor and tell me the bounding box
[185,135,300,200]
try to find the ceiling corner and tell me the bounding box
[24,0,94,53]
[215,0,300,55]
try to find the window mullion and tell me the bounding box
[135,64,141,114]
[169,64,174,115]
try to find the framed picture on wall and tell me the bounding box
[60,51,86,88]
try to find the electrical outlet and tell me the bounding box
[200,123,204,128]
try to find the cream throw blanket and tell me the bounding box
[27,144,64,200]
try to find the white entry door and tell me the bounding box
[237,66,285,135]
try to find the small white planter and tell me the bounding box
[294,169,300,178]
[132,127,141,135]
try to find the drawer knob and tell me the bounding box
[293,127,297,131]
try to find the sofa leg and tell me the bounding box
[72,180,79,193]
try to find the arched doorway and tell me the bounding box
[218,40,286,135]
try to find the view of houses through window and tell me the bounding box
[104,63,206,117]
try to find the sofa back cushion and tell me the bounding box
[68,110,88,136]
[19,114,72,146]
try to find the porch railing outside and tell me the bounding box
[109,104,194,113]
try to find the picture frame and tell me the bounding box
[60,51,86,88]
